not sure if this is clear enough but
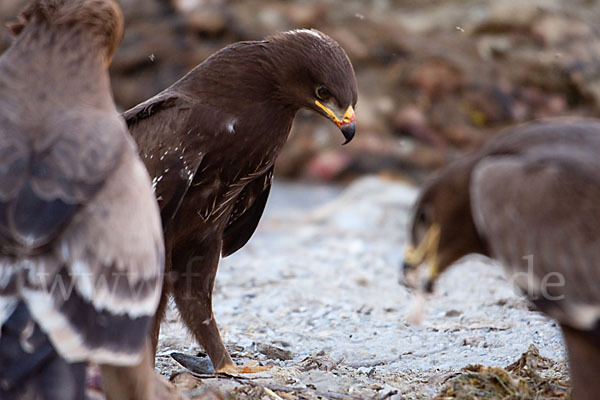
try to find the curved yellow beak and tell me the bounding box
[315,101,356,144]
[402,224,441,292]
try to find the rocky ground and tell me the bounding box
[155,177,568,399]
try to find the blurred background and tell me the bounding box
[2,0,600,184]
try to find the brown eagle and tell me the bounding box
[404,119,600,400]
[0,1,176,399]
[124,29,358,373]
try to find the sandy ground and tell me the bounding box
[155,177,566,399]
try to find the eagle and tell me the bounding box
[124,29,358,373]
[0,1,176,398]
[404,118,600,400]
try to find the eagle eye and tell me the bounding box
[416,208,429,226]
[316,86,331,101]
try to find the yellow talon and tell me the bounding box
[218,361,272,374]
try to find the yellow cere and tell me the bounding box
[315,100,339,122]
[342,105,355,123]
[315,101,355,125]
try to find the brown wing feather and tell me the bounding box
[483,118,600,156]
[471,149,600,330]
[0,111,125,252]
[21,139,164,364]
[125,90,237,231]
[222,166,273,257]
[0,302,86,398]
[125,92,206,230]
[0,99,163,366]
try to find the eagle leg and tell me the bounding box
[150,279,173,361]
[171,238,269,373]
[171,239,234,371]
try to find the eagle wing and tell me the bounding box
[125,87,275,257]
[471,148,600,331]
[222,166,274,257]
[0,301,86,398]
[0,111,164,365]
[0,111,124,251]
[124,92,206,231]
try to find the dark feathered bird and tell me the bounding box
[124,29,358,373]
[403,118,600,400]
[0,1,175,398]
